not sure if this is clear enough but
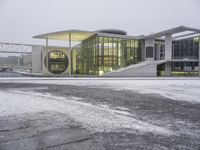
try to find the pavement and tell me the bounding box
[0,81,200,150]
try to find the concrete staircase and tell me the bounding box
[103,60,168,77]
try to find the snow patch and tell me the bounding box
[1,78,200,103]
[0,90,175,136]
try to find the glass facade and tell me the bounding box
[171,37,199,71]
[172,37,199,59]
[70,32,199,76]
[72,35,142,75]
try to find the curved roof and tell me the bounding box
[96,29,127,35]
[33,30,96,42]
[143,26,200,39]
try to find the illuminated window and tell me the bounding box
[72,35,141,75]
[193,37,199,43]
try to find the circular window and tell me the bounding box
[44,50,68,74]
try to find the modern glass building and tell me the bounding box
[33,26,200,77]
[71,30,142,75]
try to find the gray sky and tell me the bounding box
[0,0,200,46]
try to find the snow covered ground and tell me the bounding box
[0,77,200,149]
[0,90,173,136]
[1,77,200,103]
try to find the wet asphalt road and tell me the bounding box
[0,82,200,150]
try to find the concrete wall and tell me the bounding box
[105,64,157,77]
[165,34,172,60]
[42,47,71,76]
[155,43,160,60]
[165,62,171,76]
[145,38,154,61]
[32,45,43,73]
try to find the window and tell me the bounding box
[146,47,153,58]
[44,50,68,74]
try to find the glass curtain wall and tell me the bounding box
[72,35,141,76]
[173,36,199,59]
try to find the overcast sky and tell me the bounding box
[0,0,200,46]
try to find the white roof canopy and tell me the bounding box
[143,26,200,39]
[33,30,96,42]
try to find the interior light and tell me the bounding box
[99,70,104,76]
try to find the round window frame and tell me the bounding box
[44,50,69,74]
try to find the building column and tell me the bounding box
[69,33,71,50]
[68,33,72,75]
[165,34,172,60]
[145,38,154,61]
[199,35,200,76]
[165,62,171,76]
[141,41,145,61]
[45,37,49,72]
[155,43,160,60]
[164,34,172,76]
